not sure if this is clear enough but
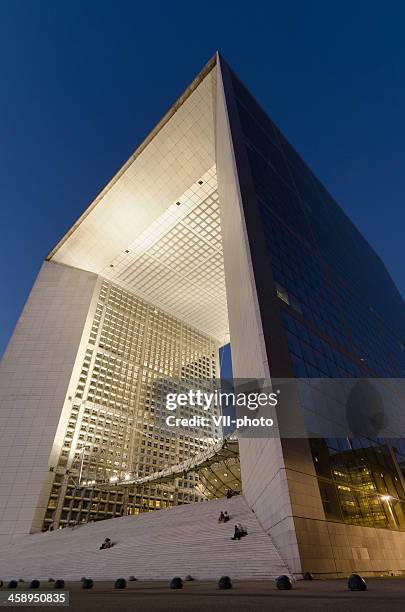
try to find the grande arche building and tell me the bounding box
[1,53,405,577]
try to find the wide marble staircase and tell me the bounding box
[0,495,289,581]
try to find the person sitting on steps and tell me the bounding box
[100,537,114,550]
[218,511,225,523]
[231,523,248,540]
[223,511,230,522]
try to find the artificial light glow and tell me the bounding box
[381,495,392,502]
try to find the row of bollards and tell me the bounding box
[277,573,367,591]
[127,573,366,591]
[1,573,367,591]
[169,576,232,590]
[4,579,65,590]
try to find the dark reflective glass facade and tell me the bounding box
[229,69,405,530]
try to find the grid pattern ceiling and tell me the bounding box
[101,166,228,342]
[49,65,229,343]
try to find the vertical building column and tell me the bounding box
[216,55,320,574]
[0,261,98,540]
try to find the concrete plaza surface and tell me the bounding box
[1,578,405,611]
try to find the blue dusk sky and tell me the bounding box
[0,0,404,356]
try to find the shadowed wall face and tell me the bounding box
[228,67,404,379]
[220,60,405,575]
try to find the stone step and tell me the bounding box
[0,496,289,581]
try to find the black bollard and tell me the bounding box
[7,581,18,589]
[218,576,232,590]
[276,575,292,590]
[114,578,126,589]
[348,574,367,591]
[170,577,183,589]
[30,580,40,589]
[54,580,65,589]
[303,572,314,580]
[82,578,94,589]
